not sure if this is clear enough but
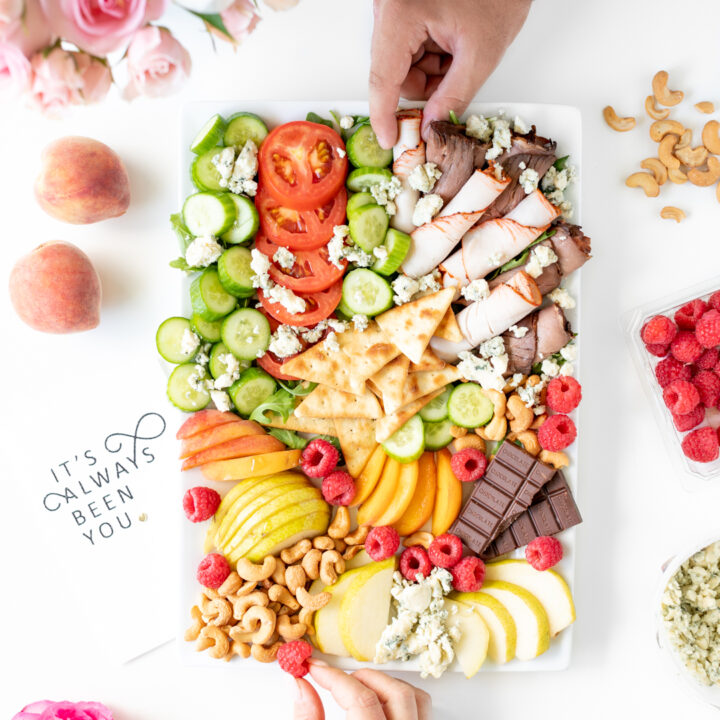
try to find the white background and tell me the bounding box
[2,0,720,718]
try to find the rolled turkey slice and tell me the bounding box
[401,169,508,278]
[391,109,425,234]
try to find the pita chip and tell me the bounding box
[295,385,383,419]
[375,389,444,443]
[375,288,455,364]
[434,307,463,342]
[336,322,400,380]
[398,365,459,409]
[334,418,376,477]
[260,412,337,436]
[370,355,410,414]
[409,347,446,372]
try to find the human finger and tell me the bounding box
[399,67,429,101]
[294,678,325,720]
[414,52,450,77]
[352,669,429,720]
[308,661,386,720]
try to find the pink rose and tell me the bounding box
[0,39,31,98]
[262,0,300,10]
[218,0,260,43]
[13,700,113,720]
[29,46,112,112]
[1,0,53,56]
[39,0,168,56]
[0,0,23,32]
[124,25,191,100]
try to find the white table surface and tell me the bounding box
[3,0,720,717]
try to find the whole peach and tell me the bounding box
[35,137,131,224]
[9,241,101,333]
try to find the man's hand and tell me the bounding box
[369,0,532,148]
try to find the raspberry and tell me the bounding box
[537,414,577,452]
[277,640,313,678]
[183,486,221,523]
[682,426,719,463]
[365,526,400,561]
[428,533,464,569]
[526,536,563,571]
[697,349,719,370]
[451,556,486,592]
[663,379,700,415]
[670,331,703,364]
[546,376,582,413]
[645,343,669,358]
[655,356,693,388]
[399,546,432,582]
[641,315,677,346]
[693,371,720,407]
[709,292,720,313]
[301,438,339,478]
[673,405,705,432]
[196,553,231,589]
[675,299,708,330]
[696,310,720,348]
[321,471,356,506]
[450,448,488,482]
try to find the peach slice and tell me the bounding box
[179,420,265,458]
[432,448,463,536]
[394,452,437,536]
[181,435,284,471]
[176,410,240,439]
[200,450,302,482]
[357,457,401,526]
[374,460,419,527]
[350,445,386,507]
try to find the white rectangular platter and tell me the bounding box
[177,101,583,674]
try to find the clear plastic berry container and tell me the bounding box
[625,276,720,490]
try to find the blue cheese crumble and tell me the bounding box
[185,236,223,268]
[370,176,402,216]
[408,162,442,193]
[412,193,443,227]
[460,278,490,303]
[273,246,296,270]
[181,328,200,356]
[269,325,303,359]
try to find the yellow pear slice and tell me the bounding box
[452,591,517,664]
[444,598,489,677]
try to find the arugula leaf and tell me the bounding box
[306,111,334,130]
[249,388,296,423]
[353,115,370,126]
[488,229,557,279]
[449,110,460,125]
[277,379,317,397]
[169,257,196,273]
[170,212,194,251]
[554,155,570,171]
[267,429,309,450]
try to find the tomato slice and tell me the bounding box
[255,232,347,293]
[258,280,342,327]
[258,121,348,211]
[256,184,347,250]
[257,351,300,381]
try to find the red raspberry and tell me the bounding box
[670,331,703,364]
[400,546,432,582]
[196,553,231,589]
[301,439,339,478]
[673,405,705,432]
[663,379,700,415]
[525,536,563,571]
[537,414,577,452]
[697,349,719,370]
[183,486,221,523]
[696,310,720,348]
[693,371,720,407]
[655,356,693,388]
[682,427,719,463]
[675,299,708,330]
[450,448,488,482]
[321,471,356,506]
[546,376,582,413]
[428,533,464,569]
[365,526,400,561]
[451,556,486,592]
[646,343,669,358]
[709,292,720,313]
[641,315,677,345]
[277,640,313,678]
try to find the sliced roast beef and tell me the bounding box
[549,221,592,275]
[502,314,537,375]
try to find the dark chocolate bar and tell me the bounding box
[450,442,555,555]
[482,472,582,560]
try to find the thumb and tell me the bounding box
[294,678,325,720]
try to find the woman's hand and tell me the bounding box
[294,660,432,719]
[369,0,532,147]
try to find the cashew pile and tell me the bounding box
[604,69,720,220]
[185,506,364,663]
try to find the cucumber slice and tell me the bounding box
[221,308,271,361]
[224,112,269,149]
[228,367,277,416]
[419,387,452,422]
[447,383,494,428]
[220,194,259,245]
[334,299,354,321]
[191,114,227,155]
[346,167,393,193]
[341,268,393,317]
[382,414,425,463]
[209,341,249,379]
[372,228,411,276]
[191,313,223,343]
[423,418,455,451]
[191,148,225,191]
[190,268,238,321]
[346,192,375,219]
[346,124,393,168]
[156,316,197,363]
[349,203,389,252]
[183,191,237,237]
[218,246,255,297]
[167,363,211,412]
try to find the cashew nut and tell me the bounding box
[449,424,467,438]
[184,605,205,642]
[313,535,335,551]
[268,583,301,611]
[320,550,345,586]
[602,105,635,132]
[676,129,692,150]
[296,586,332,611]
[284,565,307,595]
[343,544,365,562]
[251,641,282,663]
[702,120,720,155]
[328,506,351,539]
[334,538,347,553]
[475,389,507,442]
[298,607,316,635]
[658,134,680,170]
[403,531,434,549]
[238,605,277,645]
[506,394,534,433]
[668,167,687,184]
[236,556,276,582]
[281,538,312,565]
[688,157,720,187]
[531,413,547,430]
[539,450,569,470]
[271,557,287,587]
[649,119,684,143]
[217,571,242,596]
[226,639,251,660]
[640,158,668,185]
[625,171,659,197]
[207,598,233,627]
[198,626,230,659]
[301,548,322,579]
[277,614,308,641]
[645,94,670,120]
[232,590,269,620]
[676,145,709,168]
[660,206,686,223]
[453,434,486,453]
[344,525,370,546]
[513,430,541,456]
[199,592,219,619]
[696,101,715,114]
[652,70,683,107]
[268,601,283,614]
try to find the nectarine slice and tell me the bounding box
[200,450,302,482]
[432,448,462,536]
[350,445,386,507]
[181,434,284,471]
[374,460,419,527]
[394,452,437,536]
[179,420,265,458]
[357,457,401,526]
[176,410,240,439]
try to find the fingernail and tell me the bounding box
[307,658,328,667]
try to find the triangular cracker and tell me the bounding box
[336,322,400,380]
[295,385,382,419]
[434,307,463,342]
[398,365,459,409]
[260,412,337,436]
[409,347,446,372]
[370,355,410,415]
[375,389,445,443]
[334,418,377,477]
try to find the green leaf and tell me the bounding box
[249,388,296,424]
[352,115,370,126]
[554,155,570,171]
[267,428,309,450]
[488,229,557,279]
[306,112,334,130]
[186,10,233,39]
[170,212,194,251]
[315,434,342,453]
[449,110,460,125]
[169,257,195,273]
[277,379,317,397]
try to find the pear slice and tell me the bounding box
[345,549,373,571]
[244,508,330,563]
[339,558,397,661]
[484,560,575,637]
[452,591,517,664]
[476,580,550,661]
[444,598,489,677]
